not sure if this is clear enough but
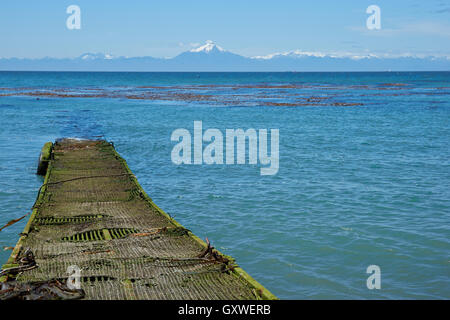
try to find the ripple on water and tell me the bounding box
[0,72,449,299]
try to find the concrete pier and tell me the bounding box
[1,139,276,300]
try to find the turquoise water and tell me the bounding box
[0,71,449,299]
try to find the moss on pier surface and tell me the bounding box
[36,142,53,175]
[2,139,276,300]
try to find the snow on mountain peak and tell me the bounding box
[190,40,225,53]
[80,53,115,60]
[252,50,328,60]
[251,50,382,60]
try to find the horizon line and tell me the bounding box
[1,70,449,73]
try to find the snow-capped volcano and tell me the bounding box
[171,40,248,69]
[189,40,225,53]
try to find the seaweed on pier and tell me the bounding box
[1,139,276,300]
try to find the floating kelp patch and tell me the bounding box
[0,83,397,108]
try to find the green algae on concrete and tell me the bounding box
[1,139,277,300]
[37,142,53,175]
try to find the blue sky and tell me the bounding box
[1,0,449,58]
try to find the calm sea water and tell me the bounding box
[0,72,449,299]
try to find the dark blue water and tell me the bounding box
[0,72,449,299]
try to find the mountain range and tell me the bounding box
[1,41,449,71]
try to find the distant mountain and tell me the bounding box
[250,50,450,71]
[169,41,250,70]
[0,41,449,71]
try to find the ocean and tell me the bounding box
[0,71,449,299]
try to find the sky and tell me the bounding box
[0,0,449,59]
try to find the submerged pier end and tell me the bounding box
[1,139,276,300]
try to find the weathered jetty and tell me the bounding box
[1,139,276,300]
